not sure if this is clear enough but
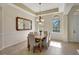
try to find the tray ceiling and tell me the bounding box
[23,3,60,13]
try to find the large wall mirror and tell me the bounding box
[16,17,32,31]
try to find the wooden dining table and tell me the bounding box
[34,35,46,52]
[27,32,47,52]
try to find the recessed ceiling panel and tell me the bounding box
[23,3,60,12]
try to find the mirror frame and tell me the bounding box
[16,17,32,31]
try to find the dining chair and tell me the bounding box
[28,33,35,51]
[47,32,51,47]
[42,31,48,48]
[33,32,38,36]
[42,31,51,49]
[28,32,41,53]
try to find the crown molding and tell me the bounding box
[7,3,62,16]
[37,12,63,16]
[36,8,58,15]
[7,3,36,17]
[13,3,60,16]
[14,3,36,14]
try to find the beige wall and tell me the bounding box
[1,4,35,49]
[35,13,68,41]
[0,6,2,50]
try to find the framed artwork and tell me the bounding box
[16,17,32,31]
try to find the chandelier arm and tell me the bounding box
[39,3,42,22]
[37,3,44,23]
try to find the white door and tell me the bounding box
[73,15,79,42]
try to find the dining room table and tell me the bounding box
[34,35,46,52]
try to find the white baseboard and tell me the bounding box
[2,40,27,50]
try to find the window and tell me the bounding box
[52,18,60,32]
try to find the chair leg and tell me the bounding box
[39,48,42,52]
[33,46,35,53]
[28,44,30,51]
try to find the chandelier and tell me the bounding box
[36,3,44,24]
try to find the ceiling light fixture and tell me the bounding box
[36,3,44,24]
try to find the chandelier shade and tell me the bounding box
[36,3,44,24]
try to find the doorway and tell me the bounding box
[73,14,79,42]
